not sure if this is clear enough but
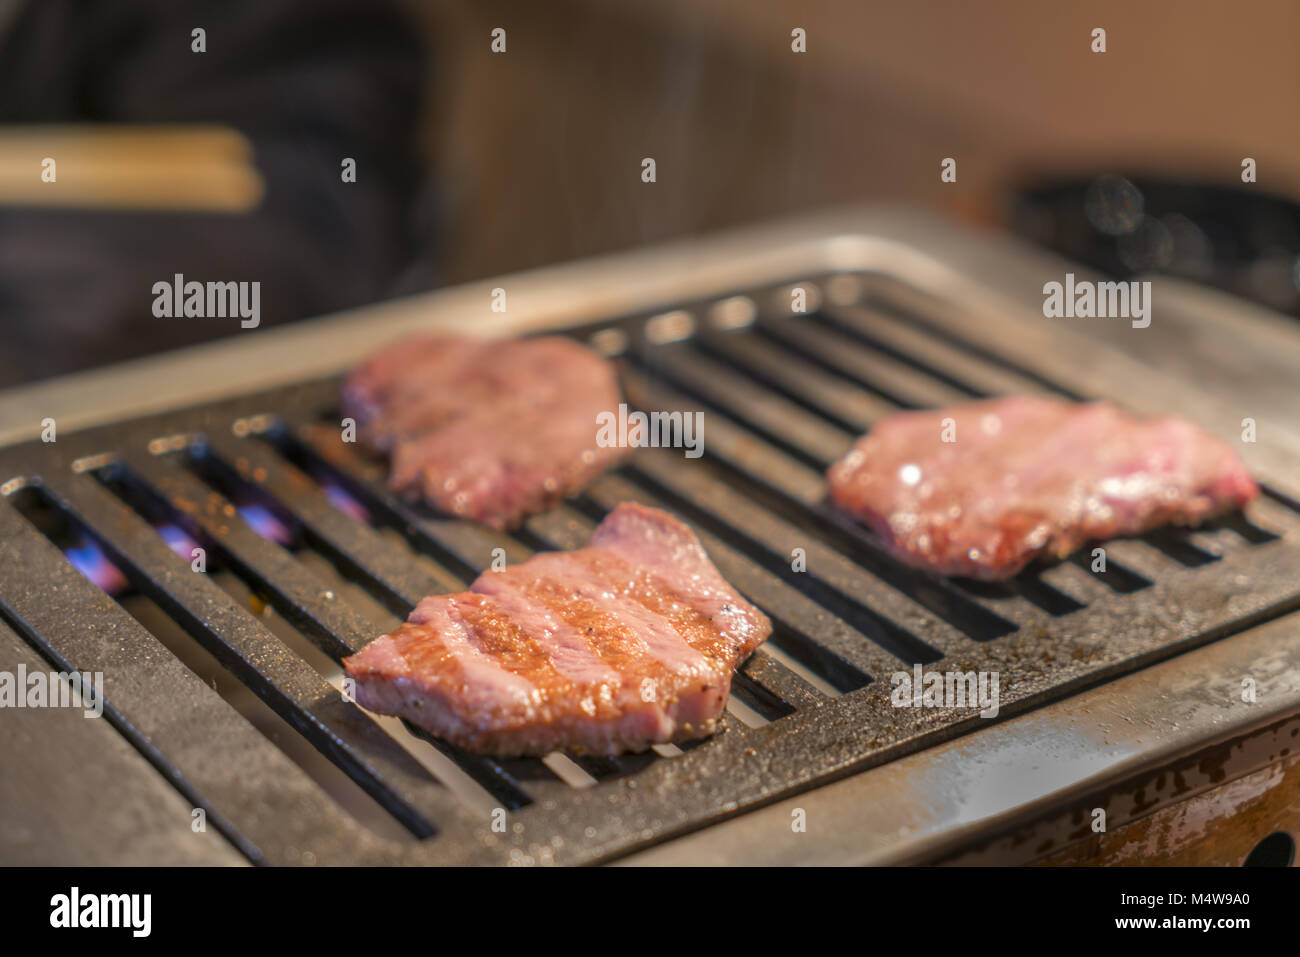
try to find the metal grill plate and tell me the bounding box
[2,237,1299,865]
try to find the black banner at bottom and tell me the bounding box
[0,864,1285,943]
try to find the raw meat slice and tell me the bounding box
[826,396,1258,579]
[341,335,628,528]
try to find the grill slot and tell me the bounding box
[1034,559,1119,605]
[815,304,1048,398]
[3,268,1299,865]
[1065,550,1152,594]
[739,638,839,705]
[268,423,532,578]
[195,435,464,612]
[1091,538,1179,582]
[723,680,788,727]
[754,317,971,409]
[1261,485,1300,515]
[1138,527,1221,567]
[1206,512,1280,545]
[22,474,486,840]
[628,345,853,468]
[117,452,380,659]
[0,491,381,865]
[953,575,1086,618]
[540,753,601,789]
[693,329,892,431]
[833,279,1088,399]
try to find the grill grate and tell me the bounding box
[2,273,1299,865]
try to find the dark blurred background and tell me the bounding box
[1,0,1297,385]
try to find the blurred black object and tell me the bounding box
[0,0,428,386]
[1011,176,1300,317]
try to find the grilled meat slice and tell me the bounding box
[341,335,629,528]
[826,396,1259,580]
[342,503,772,756]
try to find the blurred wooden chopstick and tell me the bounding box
[0,124,263,212]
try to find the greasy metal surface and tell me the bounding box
[0,499,387,865]
[947,711,1300,865]
[0,619,247,866]
[621,611,1300,866]
[2,263,1299,864]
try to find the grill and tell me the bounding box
[3,214,1299,865]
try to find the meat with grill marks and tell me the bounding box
[342,503,773,756]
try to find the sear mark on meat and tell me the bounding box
[342,503,774,756]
